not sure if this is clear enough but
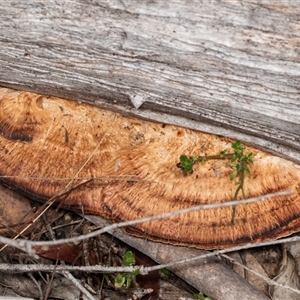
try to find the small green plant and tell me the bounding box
[194,292,212,300]
[115,251,139,289]
[178,140,253,223]
[161,267,171,276]
[106,251,139,289]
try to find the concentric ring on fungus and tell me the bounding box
[0,88,299,249]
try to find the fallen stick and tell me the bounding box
[86,214,270,300]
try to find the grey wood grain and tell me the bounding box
[0,0,299,163]
[0,2,297,298]
[86,214,271,300]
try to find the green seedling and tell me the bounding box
[194,292,212,300]
[114,251,139,289]
[178,140,253,223]
[105,251,139,289]
[161,267,171,276]
[115,251,139,289]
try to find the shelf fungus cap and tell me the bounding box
[0,88,299,249]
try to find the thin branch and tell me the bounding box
[0,190,293,255]
[0,179,92,253]
[0,263,142,274]
[0,175,141,182]
[144,235,300,274]
[27,190,295,246]
[0,123,116,252]
[1,234,300,279]
[222,254,300,296]
[2,235,300,277]
[61,266,96,300]
[27,272,43,300]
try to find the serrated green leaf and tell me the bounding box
[125,275,132,289]
[230,170,238,180]
[114,274,126,288]
[122,251,135,266]
[180,154,189,162]
[161,268,171,276]
[179,155,194,172]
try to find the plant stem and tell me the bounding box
[178,140,253,224]
[194,153,233,163]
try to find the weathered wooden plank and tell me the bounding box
[0,2,298,299]
[0,0,299,163]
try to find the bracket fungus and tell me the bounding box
[0,88,299,249]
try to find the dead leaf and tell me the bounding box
[270,244,300,300]
[0,184,33,236]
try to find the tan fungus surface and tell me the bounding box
[0,88,299,249]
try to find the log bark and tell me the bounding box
[86,215,271,300]
[0,1,298,299]
[0,0,299,163]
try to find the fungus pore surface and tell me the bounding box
[0,88,299,249]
